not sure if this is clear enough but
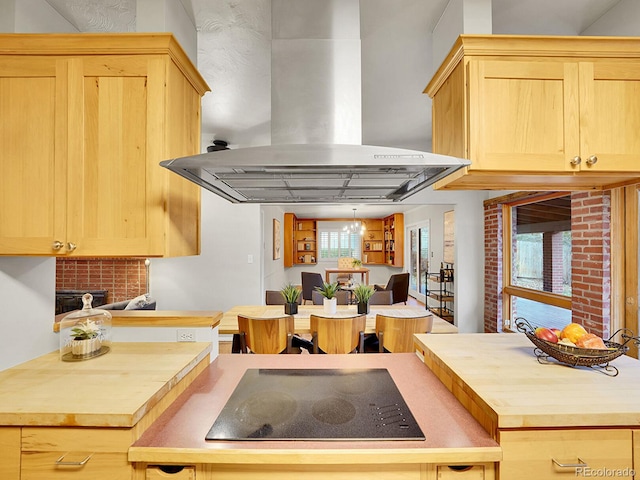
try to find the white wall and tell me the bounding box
[137,0,197,63]
[360,0,437,151]
[14,0,77,32]
[0,258,58,370]
[261,205,287,292]
[582,0,640,36]
[150,191,262,312]
[404,188,488,333]
[432,0,492,71]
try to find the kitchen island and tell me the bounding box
[0,342,212,480]
[414,333,640,479]
[130,353,500,479]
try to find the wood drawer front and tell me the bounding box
[21,451,130,480]
[147,466,195,479]
[499,429,633,479]
[22,427,132,452]
[200,464,424,479]
[437,464,489,479]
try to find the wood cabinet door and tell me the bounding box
[0,58,67,255]
[578,61,640,172]
[64,57,164,256]
[0,427,20,480]
[467,60,580,172]
[499,428,633,479]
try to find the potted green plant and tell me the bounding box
[351,258,362,268]
[352,284,375,314]
[315,281,340,314]
[70,319,102,356]
[280,283,301,315]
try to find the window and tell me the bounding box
[503,193,572,330]
[318,222,362,261]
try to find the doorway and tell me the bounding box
[407,222,429,303]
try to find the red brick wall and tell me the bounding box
[484,203,503,333]
[571,191,611,339]
[56,258,148,304]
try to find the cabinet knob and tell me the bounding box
[586,155,598,166]
[52,240,64,250]
[570,156,582,166]
[67,242,77,252]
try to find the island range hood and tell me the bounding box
[159,144,470,204]
[164,2,470,204]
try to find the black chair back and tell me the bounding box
[301,272,324,304]
[376,273,410,304]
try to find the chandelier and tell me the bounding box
[343,208,366,235]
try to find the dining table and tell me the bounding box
[219,304,458,336]
[324,267,370,285]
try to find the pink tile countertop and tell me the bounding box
[129,353,500,465]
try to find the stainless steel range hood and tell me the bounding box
[160,144,470,204]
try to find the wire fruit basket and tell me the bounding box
[515,318,637,376]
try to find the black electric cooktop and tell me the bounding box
[205,368,425,441]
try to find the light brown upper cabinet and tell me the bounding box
[425,35,640,191]
[0,34,209,257]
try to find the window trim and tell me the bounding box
[502,192,572,331]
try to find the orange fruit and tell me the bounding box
[560,323,588,344]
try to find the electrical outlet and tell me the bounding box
[177,329,196,342]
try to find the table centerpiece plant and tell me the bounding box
[351,258,362,268]
[70,319,102,356]
[352,283,375,314]
[280,283,301,315]
[316,281,340,314]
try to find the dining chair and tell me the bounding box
[237,315,296,354]
[336,256,354,285]
[368,290,394,305]
[374,314,434,353]
[311,290,350,305]
[374,272,410,304]
[301,272,324,304]
[309,314,366,354]
[265,290,302,305]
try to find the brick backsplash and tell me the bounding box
[56,258,148,304]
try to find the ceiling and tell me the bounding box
[515,195,572,232]
[41,0,622,219]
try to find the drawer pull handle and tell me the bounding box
[55,453,93,466]
[552,457,587,468]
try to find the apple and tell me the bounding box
[550,328,562,339]
[535,327,559,343]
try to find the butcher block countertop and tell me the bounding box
[414,333,640,430]
[0,342,211,427]
[53,310,222,332]
[129,353,501,465]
